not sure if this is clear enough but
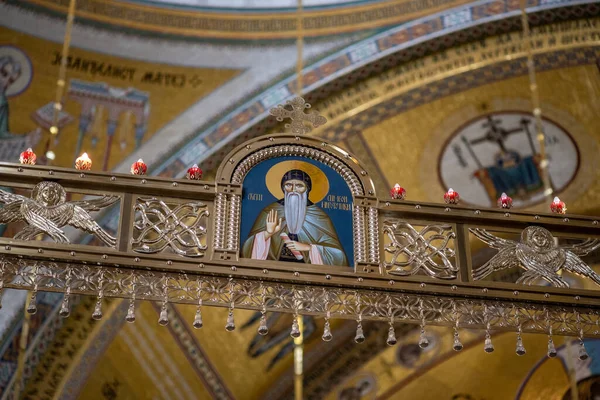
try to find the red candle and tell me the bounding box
[390,183,406,200]
[497,192,513,209]
[444,188,460,204]
[75,152,92,170]
[550,197,566,214]
[131,159,147,175]
[186,164,203,180]
[19,148,37,165]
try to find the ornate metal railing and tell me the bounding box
[1,101,600,356]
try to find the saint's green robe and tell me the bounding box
[242,201,348,266]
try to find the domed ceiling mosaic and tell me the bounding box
[0,0,599,398]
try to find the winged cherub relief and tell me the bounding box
[0,181,118,246]
[471,226,600,288]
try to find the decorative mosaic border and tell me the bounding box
[154,0,598,176]
[123,0,389,13]
[15,0,472,39]
[319,46,600,140]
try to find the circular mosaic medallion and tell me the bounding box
[439,112,579,208]
[0,45,33,97]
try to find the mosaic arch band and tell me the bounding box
[241,159,352,267]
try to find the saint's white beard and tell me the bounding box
[284,191,307,235]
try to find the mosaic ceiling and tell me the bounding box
[0,0,599,399]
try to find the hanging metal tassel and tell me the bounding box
[419,327,429,349]
[452,302,463,351]
[59,267,72,318]
[484,333,494,353]
[322,291,332,342]
[125,274,136,323]
[386,321,397,346]
[125,298,136,323]
[544,308,556,358]
[483,304,494,353]
[418,298,429,349]
[193,279,203,329]
[225,305,236,332]
[225,279,236,331]
[59,288,71,318]
[258,284,268,336]
[355,316,365,344]
[547,336,557,358]
[354,295,365,344]
[92,268,105,321]
[158,303,169,326]
[453,327,463,351]
[26,264,39,315]
[258,309,269,336]
[515,324,526,356]
[158,275,169,326]
[322,311,332,342]
[576,311,589,360]
[193,302,203,329]
[514,309,526,356]
[290,313,301,338]
[578,339,589,361]
[515,333,526,356]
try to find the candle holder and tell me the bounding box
[186,164,203,180]
[497,193,513,209]
[75,153,92,171]
[19,148,37,165]
[550,197,566,214]
[390,184,406,200]
[444,188,460,205]
[131,159,147,176]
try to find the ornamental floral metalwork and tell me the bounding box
[132,197,209,257]
[383,220,457,279]
[1,255,600,342]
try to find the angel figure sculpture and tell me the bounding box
[0,181,118,247]
[471,226,600,288]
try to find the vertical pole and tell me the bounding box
[74,112,91,160]
[296,0,304,97]
[294,315,304,400]
[49,0,76,141]
[103,119,118,171]
[13,291,32,398]
[294,2,304,399]
[519,0,553,199]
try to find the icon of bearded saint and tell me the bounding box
[242,169,348,266]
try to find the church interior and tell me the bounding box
[0,0,599,399]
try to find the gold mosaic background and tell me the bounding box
[1,27,240,170]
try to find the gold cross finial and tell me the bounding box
[269,97,327,135]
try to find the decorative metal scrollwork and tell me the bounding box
[0,181,118,247]
[1,254,600,338]
[132,197,209,257]
[383,220,457,279]
[471,226,600,287]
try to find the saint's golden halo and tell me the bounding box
[265,160,329,203]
